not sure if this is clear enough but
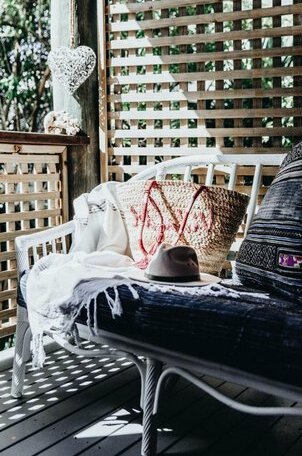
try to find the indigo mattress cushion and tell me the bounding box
[78,284,302,389]
[18,278,302,389]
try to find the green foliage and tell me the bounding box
[0,334,15,351]
[0,0,52,131]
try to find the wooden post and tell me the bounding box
[50,0,100,215]
[97,0,108,182]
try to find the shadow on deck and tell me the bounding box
[1,342,302,456]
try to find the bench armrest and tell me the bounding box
[15,220,76,276]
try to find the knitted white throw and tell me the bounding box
[25,181,268,368]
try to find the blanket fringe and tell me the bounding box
[32,333,46,369]
[80,280,138,338]
[73,323,82,347]
[30,278,268,369]
[104,286,123,319]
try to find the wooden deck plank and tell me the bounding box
[198,396,297,456]
[0,347,118,413]
[0,353,131,424]
[35,376,210,456]
[284,434,302,456]
[34,392,142,455]
[36,376,189,456]
[1,352,302,456]
[112,381,246,456]
[64,377,223,456]
[0,361,135,451]
[245,412,302,456]
[161,389,274,455]
[158,387,267,455]
[2,374,140,456]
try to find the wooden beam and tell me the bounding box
[0,131,89,145]
[97,0,109,182]
[50,0,100,215]
[75,0,100,190]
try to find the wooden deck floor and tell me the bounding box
[1,342,302,456]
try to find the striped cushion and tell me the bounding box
[236,142,302,302]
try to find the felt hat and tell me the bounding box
[131,244,221,287]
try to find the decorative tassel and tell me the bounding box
[128,283,139,300]
[112,286,123,317]
[86,298,94,337]
[93,296,98,335]
[32,334,46,369]
[73,324,82,347]
[104,290,117,319]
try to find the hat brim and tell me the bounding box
[128,268,221,287]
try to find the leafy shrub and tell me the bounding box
[0,0,52,131]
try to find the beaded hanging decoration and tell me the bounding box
[47,0,96,95]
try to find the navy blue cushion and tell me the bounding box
[18,277,302,389]
[236,142,302,302]
[77,284,302,389]
[18,271,29,309]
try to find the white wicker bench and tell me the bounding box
[13,153,302,456]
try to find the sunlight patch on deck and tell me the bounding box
[74,408,142,439]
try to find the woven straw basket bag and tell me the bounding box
[118,180,249,274]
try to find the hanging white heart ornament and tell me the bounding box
[48,46,96,94]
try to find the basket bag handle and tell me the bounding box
[137,181,212,268]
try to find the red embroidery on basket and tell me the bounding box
[131,207,212,238]
[130,206,140,227]
[134,182,213,269]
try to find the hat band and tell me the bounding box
[144,273,201,283]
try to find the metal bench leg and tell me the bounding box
[11,306,32,398]
[130,356,147,410]
[141,358,163,456]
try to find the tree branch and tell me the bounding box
[0,98,7,130]
[30,66,51,131]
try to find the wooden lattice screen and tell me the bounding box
[0,143,68,339]
[100,0,302,182]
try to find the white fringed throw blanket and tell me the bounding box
[26,181,268,368]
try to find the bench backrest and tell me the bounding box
[15,153,285,277]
